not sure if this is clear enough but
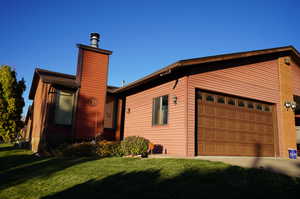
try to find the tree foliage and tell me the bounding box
[0,65,26,142]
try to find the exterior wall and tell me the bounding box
[30,82,74,151]
[278,57,297,157]
[31,80,51,152]
[24,118,32,141]
[187,59,281,156]
[75,49,109,138]
[292,60,300,96]
[104,95,115,128]
[124,77,188,156]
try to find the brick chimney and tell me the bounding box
[74,33,112,139]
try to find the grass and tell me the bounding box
[0,144,300,199]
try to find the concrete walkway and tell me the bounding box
[149,154,300,177]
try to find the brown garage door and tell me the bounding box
[196,90,275,157]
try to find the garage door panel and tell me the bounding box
[205,128,215,141]
[216,118,226,129]
[215,106,227,117]
[215,130,226,141]
[197,90,275,157]
[227,119,237,130]
[226,109,236,118]
[227,131,236,142]
[205,105,215,116]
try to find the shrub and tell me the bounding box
[60,142,97,157]
[120,136,150,156]
[96,141,123,157]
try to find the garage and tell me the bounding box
[196,90,275,157]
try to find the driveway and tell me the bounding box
[150,154,300,177]
[196,156,300,177]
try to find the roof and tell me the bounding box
[29,68,119,99]
[107,85,119,93]
[113,45,300,93]
[29,68,79,99]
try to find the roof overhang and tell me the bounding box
[114,45,300,94]
[28,68,79,100]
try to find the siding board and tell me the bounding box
[124,77,187,156]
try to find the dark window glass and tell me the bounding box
[54,90,74,125]
[248,102,254,109]
[238,100,245,107]
[206,95,214,102]
[256,104,263,111]
[196,91,202,100]
[264,105,270,112]
[228,98,235,105]
[217,96,225,104]
[152,95,168,125]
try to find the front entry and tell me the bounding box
[195,90,275,156]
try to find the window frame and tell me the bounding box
[227,98,236,106]
[152,95,169,126]
[217,95,226,104]
[54,89,75,126]
[205,94,215,102]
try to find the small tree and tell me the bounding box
[0,65,26,142]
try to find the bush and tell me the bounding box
[60,142,97,157]
[120,136,150,156]
[96,141,123,157]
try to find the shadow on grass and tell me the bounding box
[42,166,300,198]
[0,145,19,152]
[0,155,98,190]
[0,154,41,171]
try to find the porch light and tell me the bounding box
[173,95,177,104]
[291,101,297,111]
[284,101,291,109]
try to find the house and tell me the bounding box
[24,33,300,158]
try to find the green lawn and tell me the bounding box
[0,144,300,199]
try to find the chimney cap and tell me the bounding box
[90,32,100,38]
[90,32,100,48]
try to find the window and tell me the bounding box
[217,96,225,104]
[196,91,202,100]
[54,90,74,125]
[238,100,245,107]
[228,98,235,106]
[248,102,254,109]
[206,95,214,102]
[256,104,263,111]
[264,105,270,112]
[152,95,168,125]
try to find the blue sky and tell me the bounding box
[0,0,299,115]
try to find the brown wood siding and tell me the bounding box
[187,59,280,156]
[124,77,188,156]
[104,95,115,128]
[31,80,51,152]
[278,57,297,157]
[292,60,300,96]
[75,49,109,138]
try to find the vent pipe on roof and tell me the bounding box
[90,33,100,48]
[121,80,126,87]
